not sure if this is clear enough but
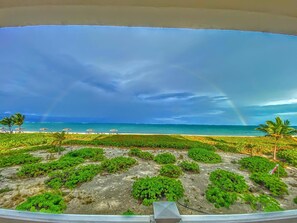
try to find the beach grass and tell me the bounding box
[64,134,215,150]
[0,133,296,158]
[184,135,296,154]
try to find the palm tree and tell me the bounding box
[51,131,66,154]
[12,113,25,133]
[256,117,297,160]
[0,117,14,133]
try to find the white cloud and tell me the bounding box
[261,98,297,106]
[275,112,297,116]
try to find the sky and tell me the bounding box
[1,25,297,125]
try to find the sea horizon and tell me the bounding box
[8,122,276,136]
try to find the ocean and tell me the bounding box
[19,123,268,136]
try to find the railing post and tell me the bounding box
[153,202,181,223]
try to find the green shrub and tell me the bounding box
[206,169,248,208]
[258,194,283,212]
[48,146,66,153]
[209,169,248,193]
[128,148,154,160]
[239,156,287,177]
[179,161,200,173]
[206,186,237,208]
[250,173,288,197]
[46,164,102,189]
[18,156,84,177]
[128,148,141,156]
[159,164,182,178]
[138,151,154,160]
[0,153,41,167]
[242,194,283,212]
[66,148,105,161]
[154,153,176,164]
[294,197,297,204]
[101,157,137,173]
[132,176,184,206]
[188,148,222,163]
[122,209,135,215]
[278,149,297,167]
[16,192,66,213]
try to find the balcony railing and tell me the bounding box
[0,202,297,223]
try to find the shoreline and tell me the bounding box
[1,130,261,137]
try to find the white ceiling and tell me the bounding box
[1,0,297,35]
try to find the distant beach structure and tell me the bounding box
[39,128,48,132]
[86,129,94,134]
[15,127,24,133]
[109,129,118,134]
[0,127,7,133]
[63,128,72,133]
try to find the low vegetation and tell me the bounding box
[154,152,176,164]
[206,169,248,208]
[16,192,66,213]
[128,148,154,160]
[184,135,296,155]
[179,161,200,173]
[206,186,237,208]
[1,145,64,156]
[188,148,222,163]
[0,133,53,150]
[159,164,183,178]
[46,164,102,189]
[65,135,215,150]
[242,194,282,212]
[122,209,135,215]
[0,187,12,194]
[65,147,105,161]
[17,148,106,177]
[250,173,288,197]
[18,156,84,177]
[0,124,295,214]
[101,156,137,173]
[278,149,297,167]
[0,145,55,156]
[132,176,184,206]
[0,153,41,167]
[239,156,287,177]
[0,132,295,158]
[215,143,241,153]
[47,146,66,153]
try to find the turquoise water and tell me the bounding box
[19,123,267,136]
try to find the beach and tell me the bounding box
[9,123,268,136]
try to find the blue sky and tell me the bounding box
[1,26,297,125]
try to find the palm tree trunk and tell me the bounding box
[273,137,278,160]
[58,142,62,155]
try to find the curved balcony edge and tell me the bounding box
[1,208,297,223]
